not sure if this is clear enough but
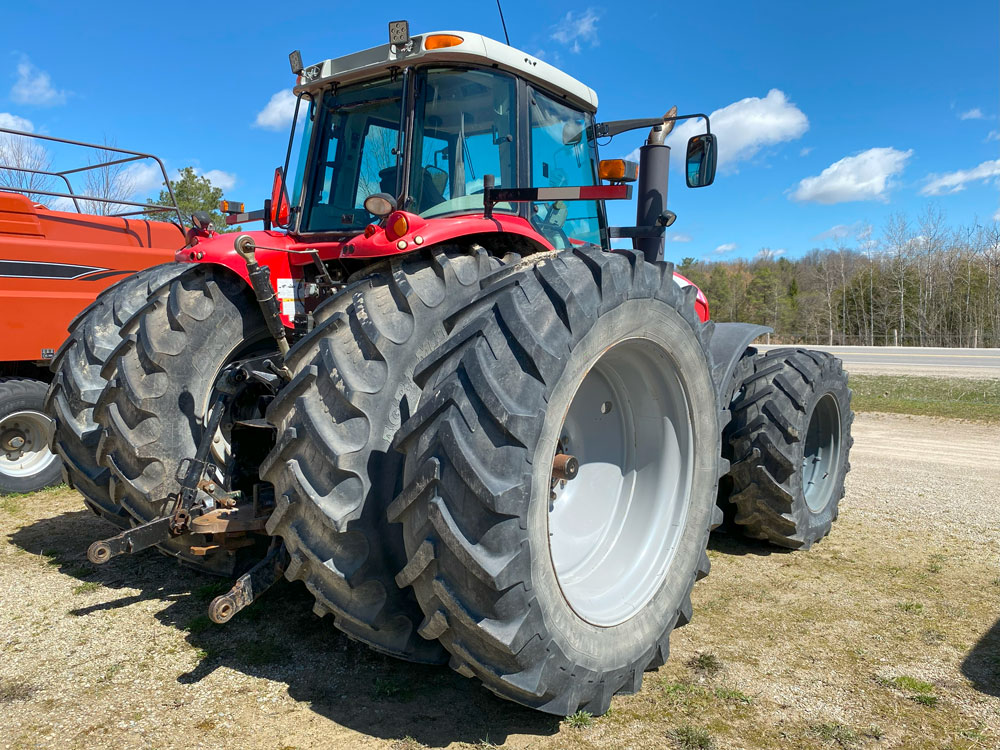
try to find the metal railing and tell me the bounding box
[0,128,183,226]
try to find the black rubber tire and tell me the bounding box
[389,247,725,715]
[726,347,853,549]
[93,265,270,575]
[715,346,758,529]
[45,264,188,526]
[0,378,62,494]
[261,246,513,664]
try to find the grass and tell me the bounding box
[184,615,214,635]
[687,652,723,677]
[713,686,752,704]
[849,374,1000,421]
[891,675,934,694]
[71,581,101,595]
[237,641,283,667]
[194,581,231,601]
[895,601,924,613]
[371,676,412,701]
[564,710,593,729]
[809,722,860,748]
[667,725,714,749]
[0,678,37,703]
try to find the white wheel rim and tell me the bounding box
[547,338,694,627]
[0,409,57,479]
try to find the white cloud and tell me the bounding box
[627,89,808,173]
[959,108,985,120]
[920,159,1000,196]
[790,147,912,204]
[988,130,1000,142]
[201,169,236,191]
[49,196,77,211]
[550,9,600,54]
[0,112,33,132]
[11,58,67,107]
[254,90,297,130]
[800,146,813,156]
[813,222,862,241]
[714,242,737,255]
[668,233,692,243]
[125,162,165,196]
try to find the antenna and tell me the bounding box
[496,0,511,45]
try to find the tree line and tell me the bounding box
[675,209,1000,348]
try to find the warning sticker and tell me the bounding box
[275,278,304,319]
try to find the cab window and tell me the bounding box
[409,68,518,218]
[528,89,601,247]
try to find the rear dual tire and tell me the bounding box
[93,266,270,575]
[390,248,724,715]
[46,264,188,525]
[261,246,512,664]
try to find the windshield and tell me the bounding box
[408,68,517,218]
[300,77,403,233]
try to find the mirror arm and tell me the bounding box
[591,113,712,140]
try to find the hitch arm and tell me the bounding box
[208,542,288,624]
[87,516,174,564]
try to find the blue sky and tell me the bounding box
[3,0,997,260]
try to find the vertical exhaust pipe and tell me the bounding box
[635,106,677,263]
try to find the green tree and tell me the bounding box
[147,166,237,232]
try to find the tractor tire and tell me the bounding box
[0,378,61,494]
[715,346,758,528]
[261,246,512,664]
[726,347,853,549]
[389,247,724,715]
[45,263,188,527]
[93,265,271,575]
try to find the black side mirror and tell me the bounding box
[686,133,717,188]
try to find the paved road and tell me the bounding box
[756,344,1000,378]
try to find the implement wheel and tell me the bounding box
[0,379,60,494]
[390,248,724,715]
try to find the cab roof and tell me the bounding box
[294,30,598,113]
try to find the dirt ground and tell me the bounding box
[1,412,998,750]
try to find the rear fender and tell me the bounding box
[176,230,297,326]
[709,322,772,401]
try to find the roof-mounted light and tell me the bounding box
[389,20,410,46]
[424,34,463,50]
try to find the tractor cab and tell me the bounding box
[284,28,605,249]
[225,24,715,261]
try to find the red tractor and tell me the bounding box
[51,24,852,715]
[0,130,185,494]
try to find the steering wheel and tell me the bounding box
[531,206,573,249]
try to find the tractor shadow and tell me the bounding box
[961,616,1000,698]
[707,527,792,557]
[9,507,558,747]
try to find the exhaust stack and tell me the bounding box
[635,106,677,263]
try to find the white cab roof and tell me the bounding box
[294,30,598,112]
